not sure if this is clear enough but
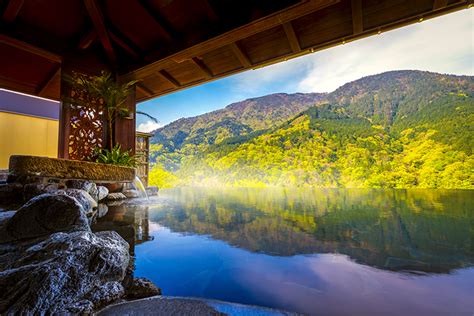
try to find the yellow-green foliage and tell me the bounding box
[149,165,178,188]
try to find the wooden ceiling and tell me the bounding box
[0,0,472,102]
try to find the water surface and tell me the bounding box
[94,188,474,315]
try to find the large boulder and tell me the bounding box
[0,230,129,314]
[62,189,98,215]
[0,211,15,230]
[97,186,109,201]
[0,193,90,243]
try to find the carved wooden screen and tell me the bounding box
[67,74,106,161]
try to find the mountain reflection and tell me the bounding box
[147,188,473,273]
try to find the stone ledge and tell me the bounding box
[9,155,135,183]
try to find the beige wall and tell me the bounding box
[0,112,58,169]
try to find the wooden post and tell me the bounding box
[58,68,71,159]
[114,86,137,155]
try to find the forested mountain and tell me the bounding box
[149,70,474,189]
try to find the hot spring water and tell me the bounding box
[132,176,148,199]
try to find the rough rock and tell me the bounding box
[97,204,109,218]
[123,189,139,199]
[9,155,135,182]
[107,192,127,201]
[0,211,15,230]
[0,230,129,314]
[66,180,99,202]
[0,193,90,243]
[126,277,162,299]
[62,189,98,215]
[23,182,63,202]
[98,186,109,201]
[106,200,125,207]
[0,183,23,207]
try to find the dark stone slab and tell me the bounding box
[9,155,135,183]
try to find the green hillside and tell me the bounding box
[149,70,474,189]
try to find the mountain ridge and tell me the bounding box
[148,70,474,189]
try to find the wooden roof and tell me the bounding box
[0,0,471,102]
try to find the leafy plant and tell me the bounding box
[63,71,158,150]
[94,144,137,167]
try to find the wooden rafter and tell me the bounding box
[136,83,154,97]
[0,34,62,62]
[78,29,97,49]
[282,22,301,53]
[83,0,116,65]
[110,31,140,58]
[229,42,252,67]
[157,70,180,88]
[351,0,363,34]
[191,57,213,78]
[2,0,24,23]
[124,0,339,81]
[202,0,219,22]
[138,0,175,42]
[433,0,449,10]
[37,66,61,96]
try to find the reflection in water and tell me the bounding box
[93,188,474,315]
[93,203,153,255]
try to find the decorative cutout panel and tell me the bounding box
[67,74,105,161]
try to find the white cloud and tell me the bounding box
[230,9,473,95]
[298,9,474,93]
[137,120,163,133]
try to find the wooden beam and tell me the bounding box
[229,42,252,67]
[433,0,449,10]
[109,31,140,58]
[124,0,339,81]
[351,0,363,34]
[78,29,97,49]
[191,57,213,78]
[157,70,180,88]
[2,0,24,23]
[136,83,154,97]
[202,0,219,22]
[37,66,61,96]
[282,22,301,53]
[0,34,62,62]
[137,0,175,42]
[83,0,116,65]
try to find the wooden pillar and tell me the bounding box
[114,86,136,155]
[58,72,70,159]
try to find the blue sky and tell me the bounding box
[137,9,474,132]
